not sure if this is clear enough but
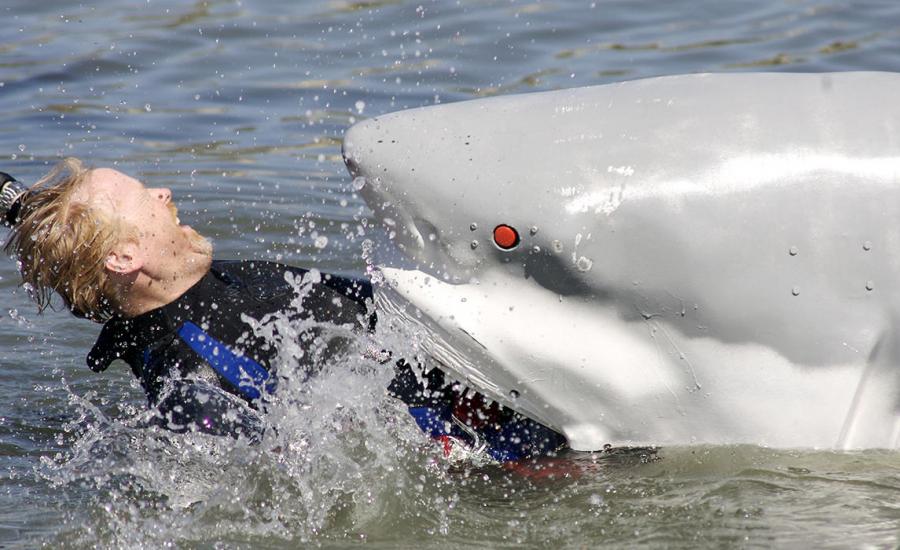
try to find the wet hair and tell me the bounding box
[3,157,132,322]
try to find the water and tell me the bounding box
[3,0,900,547]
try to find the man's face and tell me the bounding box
[78,168,213,269]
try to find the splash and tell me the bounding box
[35,271,463,547]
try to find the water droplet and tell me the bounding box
[17,144,25,152]
[866,280,874,291]
[863,241,872,251]
[470,240,479,249]
[144,103,151,112]
[552,239,563,253]
[576,256,593,272]
[351,176,366,191]
[8,308,32,328]
[532,245,541,253]
[529,226,539,235]
[791,286,800,296]
[314,235,329,249]
[354,100,366,114]
[788,246,798,256]
[469,222,478,231]
[509,389,520,399]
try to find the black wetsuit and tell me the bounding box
[87,260,566,461]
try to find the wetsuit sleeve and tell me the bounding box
[140,329,267,441]
[387,359,455,408]
[151,379,264,441]
[139,331,216,403]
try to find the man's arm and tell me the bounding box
[151,379,265,442]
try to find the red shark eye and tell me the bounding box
[493,224,519,250]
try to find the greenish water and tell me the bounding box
[2,0,900,547]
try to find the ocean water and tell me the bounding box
[2,0,900,547]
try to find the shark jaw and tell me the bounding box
[374,265,880,451]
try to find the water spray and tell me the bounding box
[0,171,29,227]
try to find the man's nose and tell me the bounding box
[149,187,172,203]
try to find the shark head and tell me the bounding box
[341,85,689,449]
[341,92,606,296]
[342,73,900,450]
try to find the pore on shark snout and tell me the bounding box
[343,72,900,451]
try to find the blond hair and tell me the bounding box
[4,158,129,322]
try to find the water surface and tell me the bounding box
[2,0,900,547]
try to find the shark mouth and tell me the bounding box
[372,266,561,431]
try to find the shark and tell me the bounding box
[342,72,900,450]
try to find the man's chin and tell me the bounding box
[192,235,214,259]
[186,228,214,259]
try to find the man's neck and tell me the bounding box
[119,253,212,318]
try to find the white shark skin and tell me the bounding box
[342,72,900,451]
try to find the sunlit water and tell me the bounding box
[3,0,900,547]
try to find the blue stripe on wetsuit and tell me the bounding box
[176,321,275,400]
[407,405,564,462]
[408,405,455,438]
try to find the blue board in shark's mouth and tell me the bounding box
[343,72,900,451]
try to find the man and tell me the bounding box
[1,158,566,462]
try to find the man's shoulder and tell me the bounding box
[210,259,309,279]
[210,259,373,302]
[86,314,170,373]
[84,260,375,374]
[207,259,310,303]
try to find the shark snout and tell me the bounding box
[343,119,429,259]
[340,124,365,179]
[343,111,487,283]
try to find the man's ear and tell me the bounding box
[105,241,143,275]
